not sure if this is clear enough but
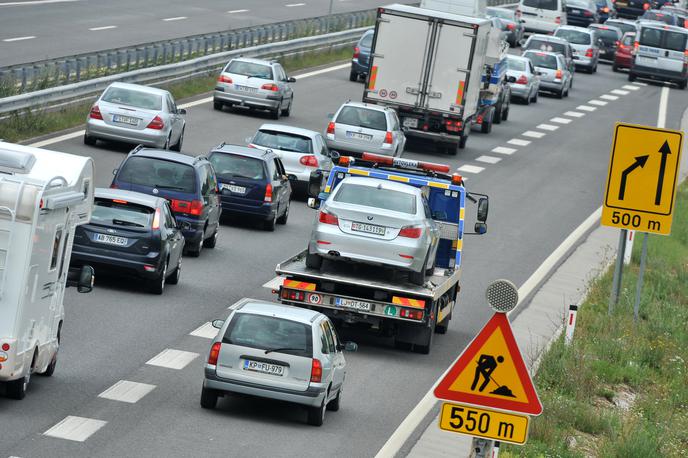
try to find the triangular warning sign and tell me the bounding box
[434,313,542,415]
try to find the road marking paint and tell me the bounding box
[89,25,117,31]
[632,81,648,86]
[522,130,545,139]
[162,16,187,21]
[44,416,107,442]
[550,117,572,124]
[475,155,502,164]
[146,349,198,370]
[507,138,531,146]
[658,85,669,129]
[537,123,559,131]
[227,9,249,13]
[295,62,350,79]
[285,2,305,6]
[564,111,585,118]
[2,36,36,42]
[623,84,640,91]
[588,99,607,106]
[190,322,219,339]
[611,89,629,95]
[492,146,517,155]
[576,105,596,112]
[0,0,78,5]
[600,94,618,101]
[98,380,156,403]
[456,165,484,174]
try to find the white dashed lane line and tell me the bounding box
[475,155,502,164]
[89,25,117,31]
[623,84,640,91]
[44,416,107,442]
[190,322,219,339]
[507,138,531,146]
[611,89,629,95]
[285,2,305,6]
[227,9,249,13]
[550,117,572,124]
[564,111,585,118]
[588,100,607,106]
[632,81,648,86]
[492,146,517,155]
[600,94,619,101]
[576,105,596,112]
[522,130,545,138]
[162,16,187,21]
[536,123,559,131]
[2,36,36,42]
[146,349,198,370]
[457,165,484,174]
[98,380,156,404]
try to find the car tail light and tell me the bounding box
[585,48,594,58]
[326,122,335,135]
[643,2,650,9]
[299,155,319,167]
[89,105,103,120]
[476,114,484,125]
[602,6,610,12]
[384,131,393,144]
[261,83,279,91]
[152,208,161,230]
[171,199,203,216]
[218,75,233,84]
[311,359,323,383]
[1,343,9,351]
[400,309,424,320]
[399,225,422,238]
[208,342,221,365]
[147,115,164,130]
[318,210,338,225]
[615,40,620,47]
[555,69,563,79]
[143,265,156,272]
[445,119,461,132]
[555,16,561,23]
[264,183,273,203]
[584,10,593,16]
[507,23,516,31]
[516,74,528,84]
[353,46,360,59]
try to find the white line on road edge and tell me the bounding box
[296,62,350,79]
[190,322,219,339]
[588,100,607,106]
[0,0,78,5]
[285,2,305,6]
[537,123,559,131]
[622,84,640,91]
[600,94,619,101]
[98,380,156,403]
[522,130,545,138]
[456,164,484,174]
[162,16,187,21]
[507,138,531,146]
[89,25,117,31]
[227,9,249,13]
[577,105,597,112]
[564,111,585,118]
[2,36,36,42]
[492,146,517,155]
[146,349,198,370]
[475,155,502,164]
[611,89,629,95]
[658,85,669,128]
[44,416,107,442]
[550,117,572,124]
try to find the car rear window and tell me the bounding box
[522,0,558,10]
[592,27,622,41]
[487,8,515,20]
[335,106,388,131]
[223,313,313,358]
[507,57,527,71]
[527,39,567,54]
[607,21,637,35]
[102,87,163,111]
[664,30,688,51]
[622,33,635,46]
[92,198,153,229]
[208,153,266,180]
[333,183,417,214]
[642,11,676,24]
[225,60,273,79]
[568,0,592,8]
[252,130,313,154]
[360,33,373,48]
[525,52,559,69]
[117,156,197,193]
[555,29,592,45]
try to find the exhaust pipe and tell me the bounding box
[328,250,340,257]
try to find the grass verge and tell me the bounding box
[502,181,688,457]
[0,46,353,144]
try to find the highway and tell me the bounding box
[0,59,686,457]
[0,0,394,66]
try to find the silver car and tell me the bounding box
[506,55,541,104]
[248,124,333,188]
[201,298,356,426]
[213,57,295,119]
[84,82,186,150]
[325,102,406,157]
[553,25,601,73]
[306,176,439,285]
[524,50,573,98]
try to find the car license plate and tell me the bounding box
[222,184,246,194]
[235,85,257,93]
[403,117,419,128]
[243,359,284,376]
[335,297,372,311]
[351,222,386,235]
[94,234,128,246]
[112,114,139,126]
[346,131,373,141]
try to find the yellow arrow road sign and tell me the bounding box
[438,402,530,445]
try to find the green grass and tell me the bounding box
[0,47,353,144]
[501,182,688,457]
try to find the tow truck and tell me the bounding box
[265,153,489,354]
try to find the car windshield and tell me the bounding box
[252,130,313,153]
[335,106,387,130]
[91,198,153,228]
[360,33,373,48]
[487,8,514,20]
[101,87,163,110]
[522,0,558,10]
[607,21,637,35]
[117,156,196,193]
[527,39,567,54]
[592,27,622,41]
[225,60,273,79]
[507,57,527,71]
[526,52,559,69]
[555,29,592,44]
[333,183,416,214]
[209,153,266,180]
[223,313,313,358]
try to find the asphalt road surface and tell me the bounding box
[0,0,394,66]
[1,58,686,458]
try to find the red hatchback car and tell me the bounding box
[613,32,636,72]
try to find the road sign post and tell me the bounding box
[609,229,626,314]
[633,233,650,322]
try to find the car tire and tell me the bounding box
[524,93,531,105]
[349,69,358,82]
[414,306,436,354]
[167,257,181,285]
[281,97,293,117]
[163,135,171,150]
[678,80,687,90]
[271,101,281,120]
[204,229,218,248]
[149,261,167,295]
[213,101,223,111]
[532,91,538,104]
[276,202,289,225]
[83,134,97,146]
[612,64,619,72]
[40,323,60,377]
[264,212,277,231]
[592,63,597,73]
[556,89,564,99]
[171,128,184,152]
[480,115,492,134]
[628,72,636,82]
[327,388,341,412]
[305,251,323,270]
[493,102,503,124]
[5,372,29,400]
[409,255,428,286]
[187,237,203,258]
[458,136,468,151]
[200,386,218,409]
[307,398,326,426]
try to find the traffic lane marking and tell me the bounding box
[564,111,585,118]
[146,349,198,370]
[457,165,484,174]
[550,117,572,124]
[588,100,607,106]
[492,146,517,155]
[285,2,305,6]
[600,94,619,101]
[162,16,187,21]
[537,123,558,131]
[0,0,78,5]
[475,155,502,164]
[577,105,596,112]
[522,130,545,138]
[227,9,249,13]
[44,416,107,442]
[632,82,648,86]
[623,85,640,91]
[2,35,36,42]
[98,380,156,403]
[190,321,219,339]
[507,138,530,146]
[611,89,629,95]
[89,25,117,31]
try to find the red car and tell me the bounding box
[613,32,636,72]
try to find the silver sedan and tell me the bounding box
[506,55,540,104]
[306,176,439,285]
[84,82,186,150]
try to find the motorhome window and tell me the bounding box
[50,227,63,271]
[92,199,154,228]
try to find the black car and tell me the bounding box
[566,0,600,26]
[350,30,373,82]
[207,144,291,231]
[589,24,623,60]
[614,0,652,18]
[640,9,681,24]
[71,188,185,294]
[111,146,222,257]
[605,18,640,35]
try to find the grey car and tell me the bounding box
[201,298,356,426]
[524,50,573,98]
[306,176,440,286]
[521,34,577,75]
[213,57,295,119]
[506,55,541,104]
[325,102,406,157]
[85,82,186,150]
[554,25,601,73]
[486,7,525,47]
[350,30,374,81]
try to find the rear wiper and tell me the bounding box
[264,347,305,355]
[154,184,185,191]
[112,219,145,227]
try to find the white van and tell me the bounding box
[518,0,567,34]
[630,22,688,89]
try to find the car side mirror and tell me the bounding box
[287,77,296,83]
[520,19,526,23]
[67,265,95,293]
[178,221,192,231]
[507,75,517,83]
[211,319,225,329]
[327,113,334,120]
[474,222,488,235]
[477,197,489,222]
[341,341,358,352]
[307,197,320,209]
[308,169,323,198]
[178,108,187,115]
[112,168,118,175]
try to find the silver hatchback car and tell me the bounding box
[325,102,406,157]
[553,26,601,73]
[524,50,573,98]
[201,299,356,426]
[306,176,439,285]
[213,57,295,119]
[84,82,186,150]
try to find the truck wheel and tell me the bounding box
[200,386,218,409]
[458,135,468,150]
[306,252,323,270]
[480,116,492,134]
[493,102,503,124]
[414,309,436,355]
[435,312,451,334]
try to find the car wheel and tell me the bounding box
[327,388,341,412]
[41,324,60,377]
[524,93,531,105]
[167,257,181,285]
[5,371,30,400]
[204,229,218,248]
[171,128,184,152]
[281,97,293,117]
[264,211,277,231]
[307,398,326,426]
[271,101,281,120]
[532,91,538,104]
[457,136,468,151]
[200,386,218,409]
[149,261,167,295]
[678,80,687,90]
[277,202,289,225]
[213,101,223,111]
[349,69,358,82]
[83,134,97,146]
[493,102,503,124]
[305,251,323,270]
[592,64,598,74]
[414,306,436,354]
[628,72,636,82]
[187,237,203,257]
[480,115,492,134]
[556,89,564,99]
[408,254,428,286]
[612,64,619,72]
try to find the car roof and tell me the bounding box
[238,300,322,324]
[557,25,594,33]
[338,176,421,195]
[132,148,202,165]
[229,57,276,66]
[338,101,390,112]
[257,123,319,138]
[507,54,532,63]
[107,82,169,96]
[524,49,563,59]
[529,34,569,44]
[638,21,687,32]
[94,187,165,207]
[211,143,271,159]
[607,18,636,23]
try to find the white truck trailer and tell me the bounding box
[362,4,491,154]
[0,142,95,399]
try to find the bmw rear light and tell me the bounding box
[147,115,165,130]
[326,122,335,136]
[384,131,393,145]
[152,208,161,230]
[585,48,594,58]
[299,155,319,167]
[318,210,338,225]
[89,105,103,120]
[264,183,273,203]
[353,46,360,59]
[218,75,233,84]
[261,83,279,91]
[399,226,422,238]
[516,74,528,84]
[310,358,323,383]
[208,342,221,365]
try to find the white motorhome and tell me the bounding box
[0,141,95,399]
